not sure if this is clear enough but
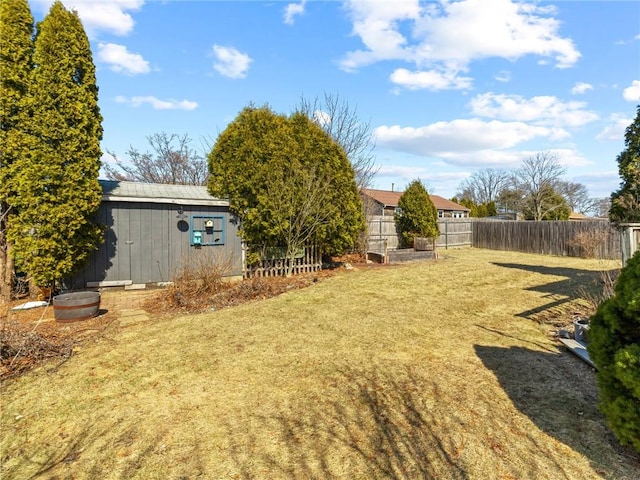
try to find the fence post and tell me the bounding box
[241,241,247,278]
[445,221,449,250]
[384,238,388,264]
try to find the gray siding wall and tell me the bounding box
[73,201,242,287]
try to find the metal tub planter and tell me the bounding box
[573,317,590,343]
[53,292,101,322]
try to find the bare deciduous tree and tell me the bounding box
[296,92,378,190]
[555,180,598,215]
[103,132,208,185]
[593,197,612,218]
[513,152,567,221]
[265,163,333,276]
[456,168,510,205]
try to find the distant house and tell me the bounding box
[72,180,243,289]
[361,188,470,218]
[568,211,589,221]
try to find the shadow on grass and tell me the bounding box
[2,419,185,480]
[491,262,618,321]
[475,344,639,478]
[4,422,109,480]
[225,366,468,479]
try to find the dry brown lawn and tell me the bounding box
[1,248,638,479]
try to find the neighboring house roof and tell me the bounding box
[430,194,471,212]
[361,188,470,212]
[99,180,228,207]
[568,211,600,220]
[362,188,402,208]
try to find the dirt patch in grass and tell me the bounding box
[0,299,121,380]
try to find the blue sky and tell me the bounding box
[29,0,640,199]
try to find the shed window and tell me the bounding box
[190,215,225,246]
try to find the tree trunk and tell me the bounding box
[0,220,15,302]
[0,245,10,302]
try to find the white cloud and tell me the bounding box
[390,68,473,90]
[97,43,150,75]
[541,149,591,167]
[374,165,470,194]
[340,0,422,71]
[212,45,252,79]
[34,0,144,37]
[618,34,640,45]
[375,119,560,157]
[573,170,620,198]
[494,70,511,83]
[115,95,198,110]
[377,165,430,179]
[623,80,640,102]
[284,1,306,25]
[376,165,469,182]
[341,0,580,91]
[596,113,632,141]
[571,82,593,95]
[449,149,582,170]
[445,148,589,168]
[100,151,117,165]
[312,110,331,129]
[469,92,598,128]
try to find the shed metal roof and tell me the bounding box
[99,180,228,207]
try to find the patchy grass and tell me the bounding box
[1,248,637,479]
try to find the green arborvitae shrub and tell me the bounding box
[0,0,34,299]
[587,251,640,452]
[208,105,365,259]
[395,180,439,248]
[610,106,640,224]
[5,1,104,287]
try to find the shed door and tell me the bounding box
[124,203,170,284]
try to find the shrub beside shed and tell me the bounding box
[72,180,243,288]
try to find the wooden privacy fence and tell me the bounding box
[366,216,473,253]
[367,216,622,260]
[367,216,400,251]
[438,219,473,249]
[243,245,322,278]
[472,219,622,260]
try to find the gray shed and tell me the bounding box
[72,180,243,288]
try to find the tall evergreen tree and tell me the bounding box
[4,1,103,288]
[587,251,640,452]
[610,106,640,224]
[0,0,34,300]
[395,180,439,248]
[209,105,365,266]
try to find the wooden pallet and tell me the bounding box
[559,338,596,368]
